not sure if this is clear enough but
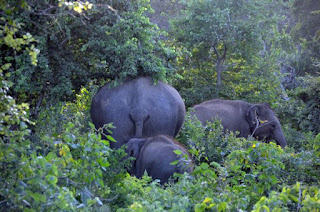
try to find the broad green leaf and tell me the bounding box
[106,135,116,142]
[170,160,179,165]
[210,161,221,168]
[89,122,95,129]
[46,174,58,184]
[195,203,206,212]
[51,164,58,176]
[45,152,56,161]
[200,163,209,170]
[173,150,182,155]
[289,195,299,202]
[29,192,47,203]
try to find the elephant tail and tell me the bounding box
[130,108,149,137]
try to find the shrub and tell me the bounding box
[0,85,129,211]
[253,182,320,212]
[177,112,254,164]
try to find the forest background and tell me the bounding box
[0,0,319,211]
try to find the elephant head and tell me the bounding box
[125,138,146,175]
[124,135,193,184]
[246,103,287,148]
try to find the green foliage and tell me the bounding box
[177,112,247,164]
[225,142,285,202]
[0,84,128,210]
[171,0,290,104]
[1,0,178,115]
[294,76,320,134]
[113,126,319,211]
[2,89,319,211]
[1,48,127,210]
[34,86,97,141]
[173,0,296,107]
[1,0,319,211]
[253,182,320,212]
[1,121,127,211]
[280,132,320,185]
[0,73,32,143]
[291,0,320,76]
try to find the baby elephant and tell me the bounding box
[125,135,193,184]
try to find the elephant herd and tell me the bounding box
[90,77,287,184]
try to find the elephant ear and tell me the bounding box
[127,138,146,159]
[246,105,259,129]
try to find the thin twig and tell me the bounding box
[297,183,302,212]
[251,111,260,137]
[100,194,119,203]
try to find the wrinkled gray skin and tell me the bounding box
[191,99,287,148]
[125,135,193,184]
[90,77,185,149]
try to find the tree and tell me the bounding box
[171,0,288,100]
[1,0,178,118]
[291,0,320,76]
[172,0,290,106]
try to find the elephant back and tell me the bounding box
[90,77,185,149]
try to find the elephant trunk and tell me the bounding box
[274,127,287,148]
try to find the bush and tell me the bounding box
[112,116,320,211]
[295,76,320,134]
[0,85,129,211]
[177,112,254,164]
[1,120,129,211]
[253,182,320,212]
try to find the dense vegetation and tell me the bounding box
[0,0,319,211]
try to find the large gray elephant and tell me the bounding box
[191,99,287,148]
[90,77,185,149]
[125,135,193,184]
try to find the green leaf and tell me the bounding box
[262,205,270,212]
[46,174,58,184]
[97,158,110,167]
[195,203,206,212]
[289,195,299,202]
[37,156,46,168]
[170,160,179,165]
[89,122,95,129]
[102,139,110,146]
[29,192,47,203]
[200,163,209,170]
[173,150,182,155]
[218,202,227,212]
[106,135,116,142]
[210,161,221,168]
[51,164,58,176]
[28,176,42,185]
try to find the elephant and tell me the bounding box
[125,135,193,184]
[90,77,185,149]
[191,99,287,148]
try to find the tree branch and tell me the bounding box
[222,41,227,61]
[211,44,220,59]
[32,81,48,119]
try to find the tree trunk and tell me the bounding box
[211,42,227,97]
[215,58,223,96]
